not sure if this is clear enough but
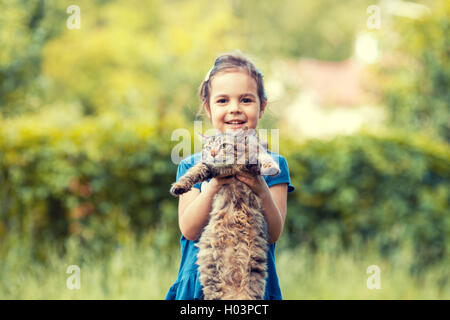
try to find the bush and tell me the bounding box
[0,112,183,258]
[376,0,450,141]
[284,130,449,271]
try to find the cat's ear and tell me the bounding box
[260,140,268,151]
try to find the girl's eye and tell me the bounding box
[242,98,253,103]
[217,98,227,104]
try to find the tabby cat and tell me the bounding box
[170,127,280,300]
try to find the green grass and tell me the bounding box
[277,242,449,299]
[1,235,448,299]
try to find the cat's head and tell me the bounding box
[198,127,266,167]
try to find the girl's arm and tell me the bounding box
[259,183,288,244]
[178,175,234,241]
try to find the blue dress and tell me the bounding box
[165,151,295,300]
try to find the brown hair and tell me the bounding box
[196,50,267,118]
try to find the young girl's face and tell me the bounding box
[206,70,266,133]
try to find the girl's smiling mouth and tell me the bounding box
[225,119,246,124]
[225,120,246,129]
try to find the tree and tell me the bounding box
[376,0,449,142]
[0,0,65,117]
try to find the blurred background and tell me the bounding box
[0,0,448,299]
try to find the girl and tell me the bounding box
[165,51,295,300]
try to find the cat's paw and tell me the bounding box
[245,163,261,175]
[260,162,280,176]
[170,182,191,196]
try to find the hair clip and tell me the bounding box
[204,66,213,82]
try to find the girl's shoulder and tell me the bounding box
[179,152,202,167]
[175,152,202,183]
[265,151,295,193]
[266,150,288,163]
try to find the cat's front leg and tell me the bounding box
[170,163,212,196]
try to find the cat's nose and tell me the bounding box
[211,149,216,157]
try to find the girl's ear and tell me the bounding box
[259,101,267,119]
[203,102,212,120]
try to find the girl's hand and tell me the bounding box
[235,173,270,198]
[204,175,234,194]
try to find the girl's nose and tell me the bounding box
[229,100,241,112]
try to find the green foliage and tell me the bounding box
[2,0,244,118]
[283,131,449,271]
[0,233,180,299]
[233,0,373,61]
[277,239,449,299]
[376,0,450,141]
[1,0,374,119]
[0,112,185,257]
[0,0,67,116]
